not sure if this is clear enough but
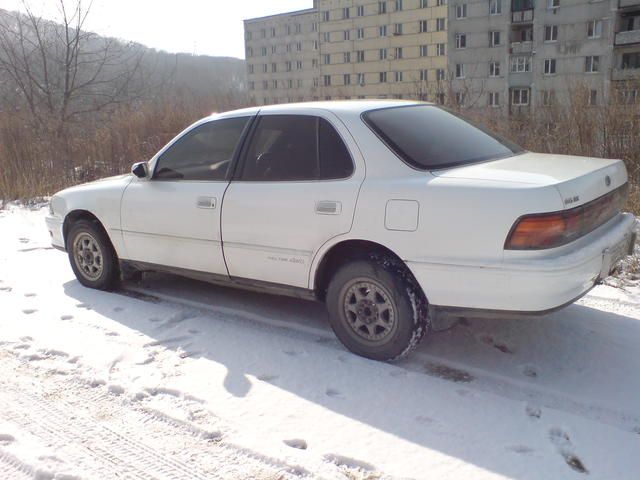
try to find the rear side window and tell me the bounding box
[363,105,524,170]
[240,115,354,181]
[154,117,249,181]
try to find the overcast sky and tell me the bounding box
[0,0,312,58]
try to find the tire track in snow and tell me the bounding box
[121,286,640,436]
[0,354,305,480]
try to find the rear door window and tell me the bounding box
[239,115,354,181]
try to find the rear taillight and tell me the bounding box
[505,183,628,250]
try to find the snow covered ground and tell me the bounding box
[0,204,639,480]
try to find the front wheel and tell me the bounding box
[326,258,429,361]
[67,220,119,290]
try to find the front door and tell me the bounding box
[120,116,251,275]
[222,112,363,288]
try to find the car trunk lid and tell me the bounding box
[432,152,628,208]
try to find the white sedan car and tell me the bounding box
[46,100,636,360]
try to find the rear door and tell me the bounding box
[222,112,363,288]
[120,116,251,274]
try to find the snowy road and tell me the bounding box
[1,205,639,479]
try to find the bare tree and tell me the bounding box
[0,0,154,177]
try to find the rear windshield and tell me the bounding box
[362,105,524,170]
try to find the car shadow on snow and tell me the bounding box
[63,274,640,479]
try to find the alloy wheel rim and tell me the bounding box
[74,232,104,280]
[343,280,396,342]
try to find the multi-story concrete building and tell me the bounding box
[447,0,640,112]
[613,0,640,102]
[244,0,449,105]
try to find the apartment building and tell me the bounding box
[447,0,640,112]
[244,0,449,105]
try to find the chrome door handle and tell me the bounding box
[197,196,217,209]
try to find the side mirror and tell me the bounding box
[131,161,149,179]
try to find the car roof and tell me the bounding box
[212,99,432,120]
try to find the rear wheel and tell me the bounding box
[67,220,119,290]
[326,257,429,361]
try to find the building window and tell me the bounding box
[456,92,465,105]
[420,44,428,56]
[261,64,267,73]
[511,88,529,106]
[489,92,500,106]
[343,7,350,19]
[436,68,445,80]
[394,47,403,59]
[312,22,318,32]
[585,55,600,73]
[296,42,302,51]
[589,90,598,106]
[324,75,331,86]
[271,63,277,73]
[455,63,465,78]
[357,50,365,62]
[313,40,318,50]
[246,47,253,57]
[396,0,403,10]
[357,73,366,85]
[436,18,446,31]
[286,25,292,35]
[298,79,303,88]
[295,24,301,34]
[455,33,467,49]
[344,30,350,41]
[394,23,403,35]
[322,11,330,21]
[547,0,559,8]
[420,69,428,81]
[544,25,558,42]
[313,78,319,87]
[419,20,428,33]
[357,5,365,16]
[344,74,351,85]
[262,80,268,89]
[297,60,303,69]
[380,71,387,82]
[271,45,277,54]
[260,29,266,39]
[344,52,351,63]
[324,54,331,65]
[246,31,252,41]
[622,52,640,69]
[288,79,293,89]
[357,28,365,39]
[587,20,602,39]
[312,59,318,68]
[541,90,555,106]
[543,58,556,75]
[380,25,388,37]
[379,1,387,14]
[436,43,446,56]
[248,64,254,74]
[285,44,291,53]
[510,55,531,72]
[489,61,500,76]
[286,61,292,71]
[323,32,330,42]
[394,71,403,82]
[261,46,267,56]
[420,0,429,7]
[437,0,447,4]
[489,31,501,46]
[455,4,467,19]
[270,27,276,37]
[249,81,255,90]
[490,0,502,15]
[380,48,388,60]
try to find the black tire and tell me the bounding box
[326,255,430,361]
[67,219,119,290]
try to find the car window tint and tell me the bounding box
[319,118,354,179]
[241,115,318,181]
[154,117,249,181]
[363,105,524,170]
[240,115,353,181]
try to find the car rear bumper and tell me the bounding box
[45,215,65,251]
[406,213,636,314]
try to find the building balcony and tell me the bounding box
[510,41,533,54]
[619,0,640,9]
[612,67,640,80]
[511,9,533,23]
[615,29,640,46]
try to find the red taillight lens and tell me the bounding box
[505,184,627,250]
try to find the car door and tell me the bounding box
[120,115,252,275]
[222,111,364,288]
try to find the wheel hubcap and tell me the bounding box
[74,233,104,280]
[343,280,396,342]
